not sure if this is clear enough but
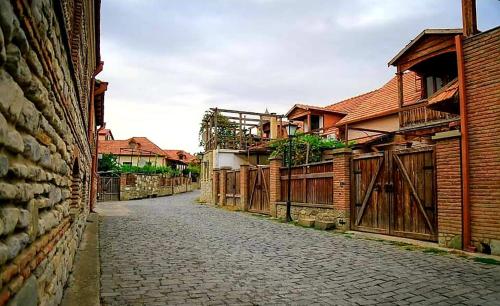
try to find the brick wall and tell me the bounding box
[434,132,462,249]
[462,27,500,254]
[332,149,352,230]
[0,0,101,305]
[269,158,281,217]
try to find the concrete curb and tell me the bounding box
[61,212,100,306]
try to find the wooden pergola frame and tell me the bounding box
[202,108,285,152]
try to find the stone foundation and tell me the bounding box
[276,203,349,230]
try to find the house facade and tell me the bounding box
[98,137,167,167]
[164,150,197,171]
[278,0,499,255]
[0,0,106,304]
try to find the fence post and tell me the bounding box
[269,157,282,218]
[239,164,249,211]
[332,148,352,231]
[212,169,220,205]
[219,167,231,206]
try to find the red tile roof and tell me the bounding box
[98,137,165,156]
[427,78,458,107]
[285,103,346,118]
[163,150,198,164]
[326,90,377,114]
[336,71,420,125]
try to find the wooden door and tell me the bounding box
[351,147,437,242]
[248,166,270,214]
[351,152,390,234]
[392,147,437,241]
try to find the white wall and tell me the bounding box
[213,149,249,170]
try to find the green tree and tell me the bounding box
[98,154,120,172]
[199,110,237,148]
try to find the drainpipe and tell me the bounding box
[89,61,104,211]
[455,35,473,251]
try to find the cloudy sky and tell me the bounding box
[99,0,499,153]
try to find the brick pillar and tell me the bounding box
[239,164,249,211]
[212,169,220,205]
[269,157,282,218]
[432,130,463,249]
[219,167,231,206]
[332,148,352,231]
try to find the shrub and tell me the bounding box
[269,133,354,166]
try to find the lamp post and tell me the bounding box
[286,122,298,222]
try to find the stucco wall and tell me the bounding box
[117,155,166,167]
[347,114,399,141]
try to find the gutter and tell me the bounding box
[455,35,473,251]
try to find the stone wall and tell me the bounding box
[275,203,339,223]
[0,0,101,305]
[120,174,196,201]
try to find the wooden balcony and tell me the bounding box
[399,100,459,130]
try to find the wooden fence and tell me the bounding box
[280,161,334,205]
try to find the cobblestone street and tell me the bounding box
[98,191,500,305]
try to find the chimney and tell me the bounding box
[461,0,478,36]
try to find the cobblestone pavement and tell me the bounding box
[99,191,500,306]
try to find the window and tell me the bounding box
[425,75,445,98]
[310,115,321,131]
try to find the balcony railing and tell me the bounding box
[399,100,459,130]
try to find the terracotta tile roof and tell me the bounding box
[427,78,458,107]
[98,128,111,135]
[336,71,420,125]
[98,137,165,156]
[285,103,346,117]
[163,150,197,164]
[326,90,377,114]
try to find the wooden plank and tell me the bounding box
[355,156,384,226]
[393,154,435,234]
[280,172,334,180]
[353,152,384,160]
[275,202,333,209]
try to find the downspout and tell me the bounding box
[89,61,104,211]
[455,35,473,251]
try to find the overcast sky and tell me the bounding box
[99,0,499,153]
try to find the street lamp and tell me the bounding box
[286,121,298,222]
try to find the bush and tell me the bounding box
[120,164,180,176]
[269,134,354,166]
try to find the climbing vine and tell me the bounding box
[269,134,354,166]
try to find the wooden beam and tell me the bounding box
[346,127,392,134]
[210,108,283,117]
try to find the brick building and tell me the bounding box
[0,0,106,305]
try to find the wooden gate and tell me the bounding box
[225,170,240,206]
[98,176,120,202]
[248,166,270,214]
[352,147,437,241]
